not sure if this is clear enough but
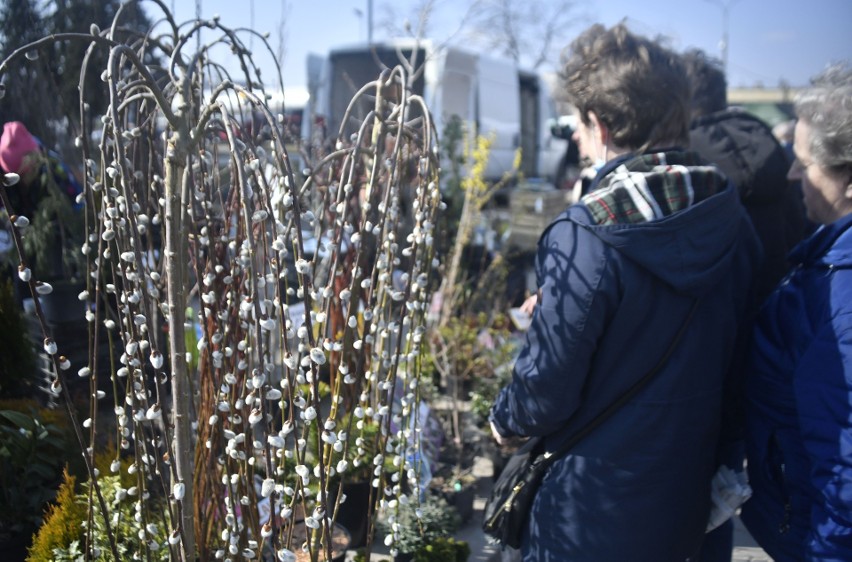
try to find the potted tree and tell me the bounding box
[313,411,381,549]
[1,4,444,561]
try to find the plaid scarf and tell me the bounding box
[582,151,725,225]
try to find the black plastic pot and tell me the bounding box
[332,480,372,548]
[0,532,31,561]
[290,519,351,562]
[447,483,476,524]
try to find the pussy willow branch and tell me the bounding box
[0,180,122,561]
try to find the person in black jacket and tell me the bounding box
[684,50,808,304]
[682,49,809,562]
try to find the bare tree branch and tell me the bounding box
[466,0,581,70]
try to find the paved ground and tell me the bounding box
[732,547,774,562]
[732,517,773,562]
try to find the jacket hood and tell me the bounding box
[570,155,756,297]
[689,109,790,206]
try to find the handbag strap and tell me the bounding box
[539,297,701,464]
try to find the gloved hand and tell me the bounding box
[706,465,752,532]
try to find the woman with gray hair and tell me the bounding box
[741,64,852,562]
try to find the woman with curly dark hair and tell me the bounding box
[488,24,761,561]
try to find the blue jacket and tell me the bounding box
[741,214,852,562]
[490,152,761,561]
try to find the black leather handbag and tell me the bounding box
[482,434,547,549]
[482,299,699,549]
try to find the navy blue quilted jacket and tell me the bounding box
[490,153,761,561]
[741,213,852,562]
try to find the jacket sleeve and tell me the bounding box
[490,217,615,438]
[794,314,852,560]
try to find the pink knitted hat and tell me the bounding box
[0,121,40,174]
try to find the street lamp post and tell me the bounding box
[704,0,742,73]
[356,1,374,44]
[367,0,373,45]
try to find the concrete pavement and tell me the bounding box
[732,516,773,562]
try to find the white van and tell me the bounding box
[304,40,570,188]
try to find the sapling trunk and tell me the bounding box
[163,134,196,559]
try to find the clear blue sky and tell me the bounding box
[156,0,851,90]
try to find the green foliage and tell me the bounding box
[0,399,89,480]
[0,279,36,397]
[440,115,467,233]
[413,536,471,562]
[27,470,87,561]
[439,314,493,381]
[47,0,158,123]
[470,328,516,423]
[21,171,84,280]
[25,442,162,561]
[309,412,381,485]
[91,444,136,490]
[298,379,332,401]
[0,408,68,537]
[468,320,515,423]
[430,465,477,495]
[381,493,461,556]
[436,123,518,325]
[431,313,516,403]
[0,0,159,141]
[0,399,68,428]
[50,474,170,561]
